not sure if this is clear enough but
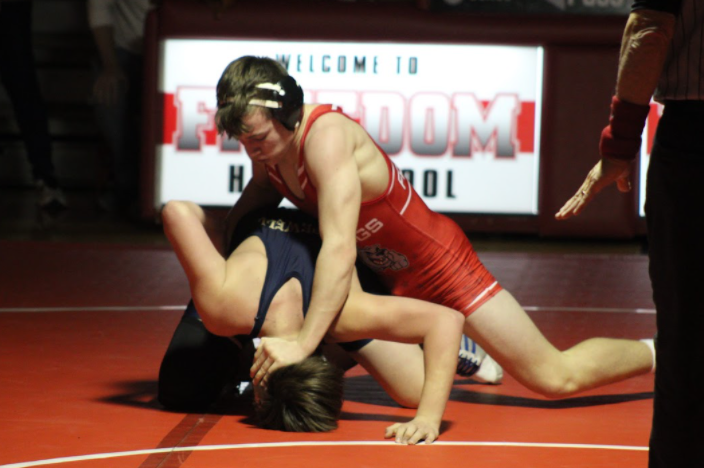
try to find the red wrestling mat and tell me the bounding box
[0,241,655,468]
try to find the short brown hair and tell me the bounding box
[255,356,344,432]
[215,56,289,138]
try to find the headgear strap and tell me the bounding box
[248,77,304,131]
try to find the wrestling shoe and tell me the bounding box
[640,334,656,373]
[457,334,503,384]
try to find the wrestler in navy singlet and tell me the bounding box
[160,208,370,411]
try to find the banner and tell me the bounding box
[156,39,543,214]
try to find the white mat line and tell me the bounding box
[524,306,656,314]
[0,440,649,468]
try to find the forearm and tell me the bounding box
[414,315,463,425]
[297,242,357,355]
[598,9,675,162]
[615,9,675,105]
[331,288,464,442]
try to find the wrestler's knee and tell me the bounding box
[196,300,235,337]
[161,199,189,226]
[389,391,420,409]
[189,278,234,335]
[525,367,580,399]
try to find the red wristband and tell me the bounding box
[599,96,651,161]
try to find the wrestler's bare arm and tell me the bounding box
[329,275,464,445]
[252,120,362,383]
[300,120,362,352]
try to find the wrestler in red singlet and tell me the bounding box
[265,105,502,316]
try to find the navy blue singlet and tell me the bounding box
[244,209,321,339]
[228,208,370,352]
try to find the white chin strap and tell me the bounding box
[248,98,282,109]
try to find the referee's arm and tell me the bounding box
[615,5,677,105]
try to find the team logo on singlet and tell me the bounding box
[358,244,409,272]
[258,216,318,235]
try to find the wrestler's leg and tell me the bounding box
[161,200,247,328]
[162,200,225,294]
[348,340,425,409]
[464,290,653,398]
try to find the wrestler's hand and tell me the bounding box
[251,337,309,385]
[555,157,633,220]
[385,417,440,445]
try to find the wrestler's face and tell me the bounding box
[239,109,293,166]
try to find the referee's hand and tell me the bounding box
[556,157,633,220]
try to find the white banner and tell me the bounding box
[156,39,543,214]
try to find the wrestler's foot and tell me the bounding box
[473,352,503,384]
[457,335,503,384]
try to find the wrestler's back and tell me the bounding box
[222,236,305,339]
